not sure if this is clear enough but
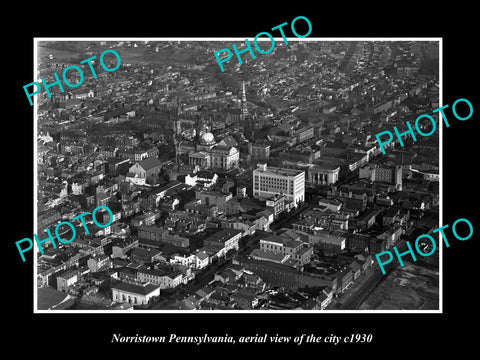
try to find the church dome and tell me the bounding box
[200,132,215,145]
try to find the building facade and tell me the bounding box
[249,143,271,161]
[137,269,183,289]
[87,255,111,272]
[308,164,340,185]
[295,126,314,143]
[360,164,402,190]
[111,281,160,305]
[188,132,239,171]
[203,228,242,256]
[259,235,313,266]
[253,164,305,206]
[56,270,78,292]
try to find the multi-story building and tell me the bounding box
[249,142,270,161]
[188,151,211,169]
[377,224,403,249]
[137,268,183,289]
[127,157,163,185]
[71,182,85,195]
[195,250,209,269]
[131,247,164,264]
[210,146,239,170]
[130,211,161,227]
[170,253,196,268]
[265,194,286,219]
[87,254,111,272]
[259,235,313,266]
[317,198,342,212]
[137,225,189,248]
[310,232,346,252]
[188,132,239,171]
[56,270,78,292]
[253,164,305,206]
[307,163,340,185]
[279,149,315,164]
[238,257,337,291]
[125,147,159,162]
[203,228,242,257]
[111,281,160,305]
[112,238,139,259]
[137,225,167,241]
[295,126,314,143]
[195,191,232,213]
[106,158,131,176]
[359,164,402,190]
[373,165,402,190]
[37,209,62,231]
[335,266,354,293]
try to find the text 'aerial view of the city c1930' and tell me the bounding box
[34,39,440,313]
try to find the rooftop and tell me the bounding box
[204,228,242,244]
[111,281,160,295]
[132,247,162,258]
[260,235,303,249]
[137,157,163,171]
[250,249,289,263]
[254,164,304,177]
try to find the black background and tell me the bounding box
[5,3,478,355]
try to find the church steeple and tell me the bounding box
[241,80,248,120]
[242,80,247,103]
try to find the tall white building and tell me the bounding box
[253,164,305,206]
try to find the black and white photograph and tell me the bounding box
[6,5,478,355]
[32,38,441,313]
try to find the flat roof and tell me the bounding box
[311,162,341,170]
[255,165,304,177]
[260,235,303,249]
[111,281,160,295]
[138,225,168,234]
[250,249,289,263]
[204,228,242,244]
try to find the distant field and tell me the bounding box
[37,46,82,63]
[359,262,439,310]
[38,44,201,66]
[121,48,197,65]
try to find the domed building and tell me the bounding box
[201,132,215,145]
[197,131,217,151]
[188,132,239,171]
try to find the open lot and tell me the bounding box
[359,262,439,310]
[37,43,203,66]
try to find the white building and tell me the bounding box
[56,270,78,292]
[87,255,111,272]
[317,198,342,212]
[170,253,196,268]
[307,164,340,185]
[253,164,305,206]
[307,231,346,251]
[111,281,160,305]
[359,164,402,190]
[136,269,183,289]
[188,132,239,171]
[195,251,209,269]
[72,182,84,195]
